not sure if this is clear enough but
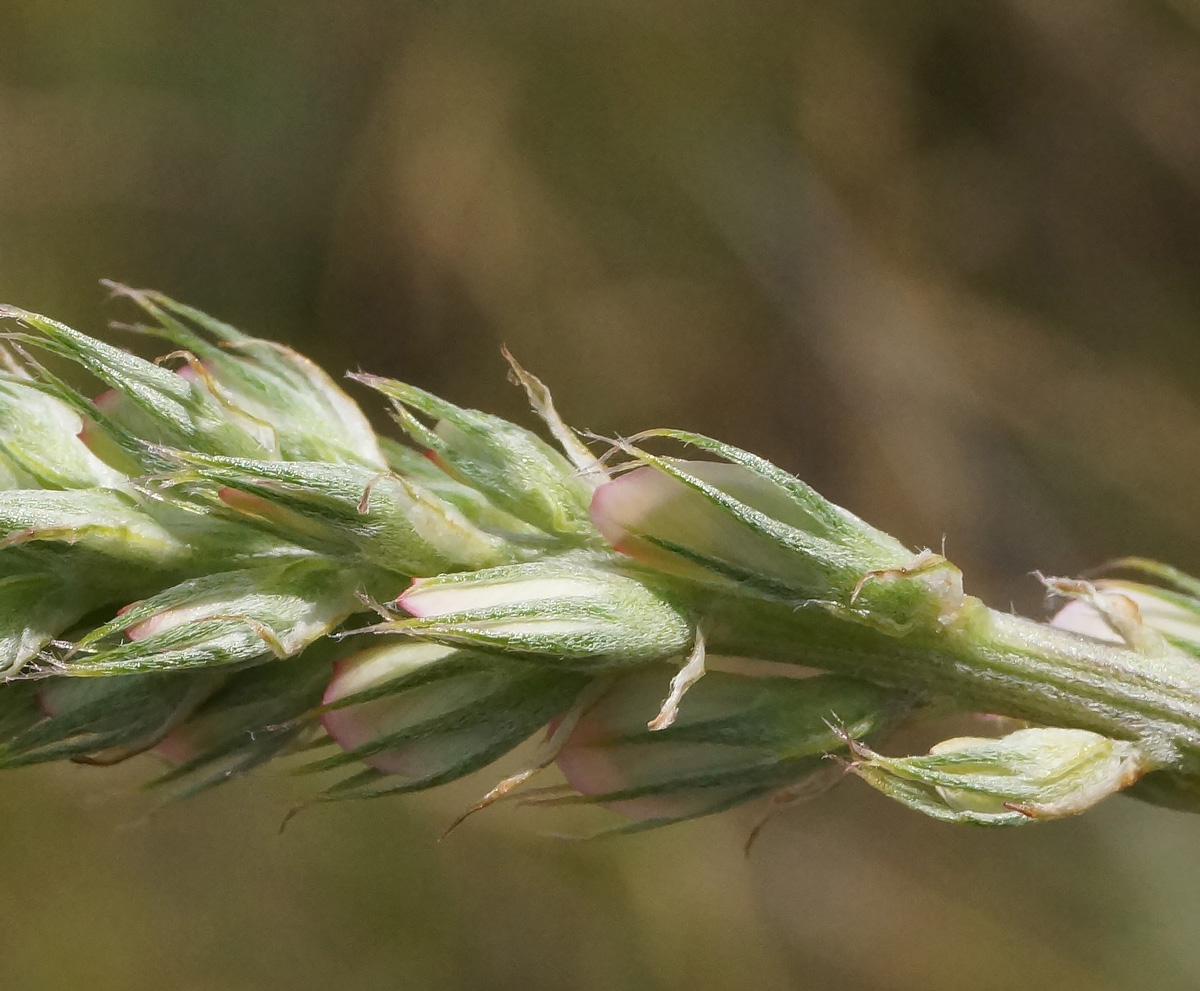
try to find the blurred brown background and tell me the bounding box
[4,2,1200,989]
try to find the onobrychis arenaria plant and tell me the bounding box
[2,284,1200,839]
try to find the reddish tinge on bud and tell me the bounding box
[551,665,904,827]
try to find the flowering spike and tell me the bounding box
[3,290,1200,840]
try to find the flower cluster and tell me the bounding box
[1,288,1199,835]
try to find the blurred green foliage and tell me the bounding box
[5,1,1200,988]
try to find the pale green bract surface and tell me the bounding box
[0,289,1198,836]
[848,728,1147,825]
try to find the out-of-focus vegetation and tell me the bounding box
[4,2,1200,989]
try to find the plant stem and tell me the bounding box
[697,587,1200,768]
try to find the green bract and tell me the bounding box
[353,373,598,541]
[389,559,694,667]
[548,666,907,831]
[849,728,1147,825]
[314,641,588,800]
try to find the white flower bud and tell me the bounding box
[391,560,694,666]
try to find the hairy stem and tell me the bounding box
[698,587,1200,767]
